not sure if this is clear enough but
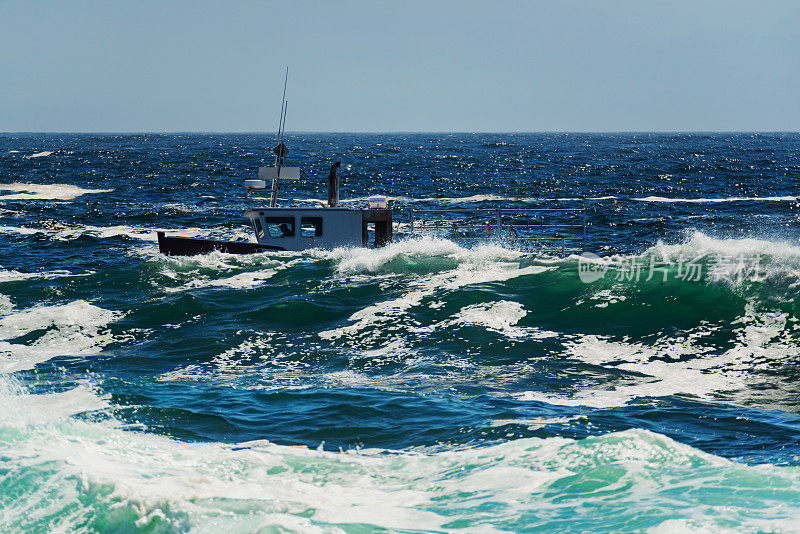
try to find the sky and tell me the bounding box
[1,0,799,132]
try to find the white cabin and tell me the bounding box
[243,207,364,250]
[242,163,392,251]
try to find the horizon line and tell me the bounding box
[2,130,800,135]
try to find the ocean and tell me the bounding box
[2,132,800,532]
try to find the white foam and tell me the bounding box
[320,240,549,341]
[26,151,53,158]
[447,300,537,339]
[296,194,616,206]
[0,268,87,283]
[0,378,444,531]
[158,232,800,404]
[296,195,414,205]
[0,300,122,373]
[96,225,252,244]
[55,224,165,242]
[0,222,253,246]
[0,225,40,235]
[635,195,797,203]
[329,236,467,274]
[0,269,43,283]
[423,194,618,203]
[160,334,555,396]
[578,288,627,308]
[164,269,278,293]
[651,231,800,260]
[0,294,13,316]
[517,302,796,408]
[517,232,800,407]
[583,231,800,295]
[0,183,113,201]
[157,332,317,386]
[418,194,516,203]
[489,415,587,429]
[153,251,301,295]
[327,236,523,275]
[1,381,110,427]
[1,382,798,533]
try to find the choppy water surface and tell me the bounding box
[2,133,800,532]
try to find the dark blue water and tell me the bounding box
[2,133,800,532]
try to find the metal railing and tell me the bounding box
[407,207,587,253]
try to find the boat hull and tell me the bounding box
[156,232,285,256]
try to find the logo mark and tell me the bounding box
[578,252,608,283]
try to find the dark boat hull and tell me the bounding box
[157,232,284,256]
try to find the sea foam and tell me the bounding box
[0,182,113,201]
[0,300,122,373]
[1,374,799,532]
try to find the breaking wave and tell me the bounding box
[4,132,800,532]
[2,373,799,532]
[129,232,800,415]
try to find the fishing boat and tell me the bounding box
[157,71,394,256]
[157,71,587,257]
[157,159,587,255]
[157,158,394,256]
[156,147,588,256]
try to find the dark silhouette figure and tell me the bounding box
[273,143,289,166]
[328,161,341,207]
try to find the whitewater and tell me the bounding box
[2,132,800,533]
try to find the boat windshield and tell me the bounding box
[264,217,295,238]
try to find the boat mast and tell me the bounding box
[270,67,289,208]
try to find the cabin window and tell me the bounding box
[300,217,323,237]
[253,217,264,239]
[263,217,295,238]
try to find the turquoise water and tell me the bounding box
[2,133,800,532]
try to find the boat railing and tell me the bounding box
[407,207,587,253]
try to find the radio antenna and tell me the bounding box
[270,67,289,207]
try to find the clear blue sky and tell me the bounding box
[1,0,798,132]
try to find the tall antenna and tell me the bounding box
[270,67,289,207]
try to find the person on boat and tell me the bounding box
[279,223,292,237]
